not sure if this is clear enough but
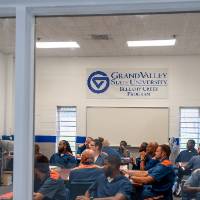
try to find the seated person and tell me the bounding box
[175,139,198,184]
[140,142,159,170]
[132,142,148,170]
[118,141,130,158]
[129,144,175,199]
[102,139,121,158]
[50,140,77,169]
[76,155,133,200]
[175,139,198,163]
[89,139,108,166]
[77,137,93,158]
[69,149,103,183]
[34,154,69,200]
[182,168,200,200]
[184,145,200,171]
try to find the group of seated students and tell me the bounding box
[33,137,200,200]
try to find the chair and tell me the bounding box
[69,182,93,200]
[144,190,173,200]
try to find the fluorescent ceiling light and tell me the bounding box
[36,42,80,48]
[127,39,176,47]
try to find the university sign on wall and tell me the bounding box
[87,69,168,99]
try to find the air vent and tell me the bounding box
[91,34,110,40]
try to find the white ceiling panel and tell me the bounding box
[1,13,200,56]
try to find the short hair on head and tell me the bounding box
[139,142,148,152]
[188,139,195,146]
[159,144,171,158]
[35,154,49,173]
[120,141,127,146]
[105,155,121,168]
[94,139,103,151]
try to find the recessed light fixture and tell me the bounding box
[127,39,176,47]
[36,41,80,48]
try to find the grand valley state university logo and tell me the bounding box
[87,71,110,94]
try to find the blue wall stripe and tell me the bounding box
[76,136,86,143]
[35,136,56,143]
[35,135,86,143]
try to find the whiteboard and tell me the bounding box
[86,107,169,146]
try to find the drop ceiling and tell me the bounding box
[1,13,200,57]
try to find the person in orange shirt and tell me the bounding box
[69,149,103,183]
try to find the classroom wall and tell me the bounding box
[0,52,6,134]
[35,55,200,140]
[2,55,200,155]
[0,53,14,136]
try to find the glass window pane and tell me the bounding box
[59,126,76,132]
[180,108,200,150]
[58,121,76,127]
[0,18,15,196]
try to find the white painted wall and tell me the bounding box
[2,55,200,144]
[0,53,14,135]
[0,52,6,134]
[34,55,200,143]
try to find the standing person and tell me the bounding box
[77,137,93,157]
[118,141,130,158]
[50,140,77,169]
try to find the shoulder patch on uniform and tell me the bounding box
[77,164,100,169]
[50,170,60,180]
[161,160,172,166]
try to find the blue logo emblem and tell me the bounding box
[87,71,110,94]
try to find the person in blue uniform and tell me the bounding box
[89,139,108,166]
[184,145,200,171]
[175,139,198,163]
[182,168,200,200]
[50,140,77,169]
[76,155,133,200]
[175,139,198,185]
[102,139,121,158]
[77,137,93,156]
[69,149,104,183]
[132,142,148,170]
[118,141,130,158]
[34,154,69,200]
[130,144,175,199]
[140,142,159,170]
